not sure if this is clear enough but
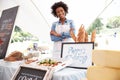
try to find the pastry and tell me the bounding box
[91,29,96,42]
[77,24,85,42]
[4,51,23,61]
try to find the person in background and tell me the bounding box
[50,1,75,58]
[114,32,117,38]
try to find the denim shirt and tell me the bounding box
[50,19,75,42]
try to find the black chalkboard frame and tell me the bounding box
[0,6,19,59]
[11,65,49,80]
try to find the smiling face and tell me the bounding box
[56,7,66,19]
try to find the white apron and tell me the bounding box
[52,24,73,58]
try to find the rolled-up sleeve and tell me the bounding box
[70,20,75,29]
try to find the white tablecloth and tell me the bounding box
[0,59,23,80]
[52,68,86,80]
[0,59,87,80]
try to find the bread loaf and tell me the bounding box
[4,51,23,61]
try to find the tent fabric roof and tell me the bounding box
[0,0,119,43]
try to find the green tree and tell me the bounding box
[106,16,120,28]
[14,25,22,32]
[11,26,39,43]
[11,26,23,42]
[87,18,103,34]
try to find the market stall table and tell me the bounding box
[52,67,86,80]
[0,59,87,80]
[0,59,23,80]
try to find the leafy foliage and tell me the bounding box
[11,26,39,43]
[106,16,120,28]
[87,18,103,34]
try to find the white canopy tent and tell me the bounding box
[0,0,120,44]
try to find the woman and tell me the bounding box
[50,1,75,58]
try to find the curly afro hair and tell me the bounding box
[51,1,68,17]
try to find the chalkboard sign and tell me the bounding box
[61,42,94,69]
[0,6,19,59]
[11,65,48,80]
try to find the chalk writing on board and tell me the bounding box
[0,6,19,59]
[61,42,94,68]
[65,47,88,64]
[14,66,47,80]
[17,72,43,80]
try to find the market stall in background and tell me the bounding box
[0,0,120,80]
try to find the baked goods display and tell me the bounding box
[70,24,96,43]
[85,31,88,42]
[37,58,73,72]
[4,51,23,61]
[91,29,96,42]
[70,29,76,41]
[76,24,86,42]
[37,58,62,67]
[3,50,39,63]
[25,58,38,64]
